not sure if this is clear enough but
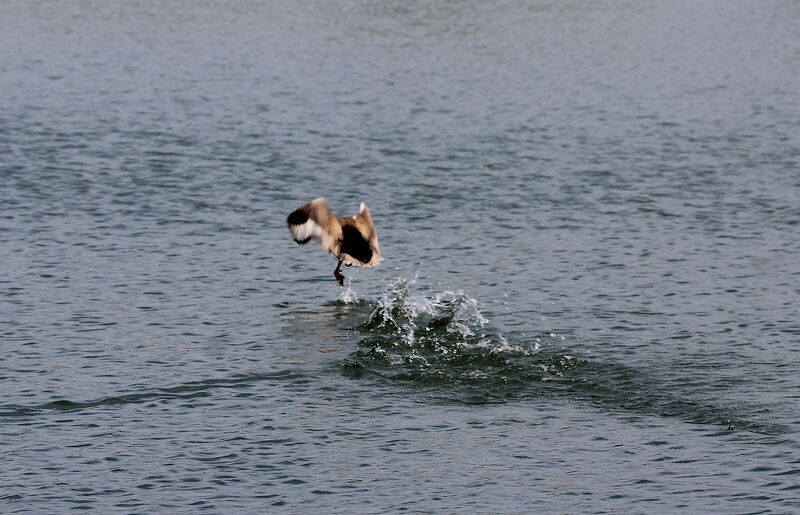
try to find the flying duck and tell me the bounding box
[287,198,383,285]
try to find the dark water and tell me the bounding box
[2,0,800,512]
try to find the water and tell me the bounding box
[2,0,800,512]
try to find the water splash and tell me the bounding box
[343,277,546,394]
[339,276,781,433]
[365,276,533,352]
[338,282,359,304]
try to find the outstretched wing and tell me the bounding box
[287,198,342,255]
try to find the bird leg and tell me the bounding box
[333,259,345,286]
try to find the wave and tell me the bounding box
[0,370,303,418]
[341,276,787,434]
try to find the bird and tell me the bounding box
[287,198,383,285]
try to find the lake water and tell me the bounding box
[2,0,799,512]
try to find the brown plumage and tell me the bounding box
[287,198,383,285]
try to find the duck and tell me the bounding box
[287,198,383,285]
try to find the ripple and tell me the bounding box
[0,370,303,418]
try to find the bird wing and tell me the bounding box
[352,202,383,267]
[287,198,342,255]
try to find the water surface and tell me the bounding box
[2,0,800,512]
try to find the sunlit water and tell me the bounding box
[2,0,800,512]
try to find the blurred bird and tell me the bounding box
[287,198,383,285]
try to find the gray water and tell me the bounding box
[2,0,800,512]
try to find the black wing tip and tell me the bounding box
[287,209,309,226]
